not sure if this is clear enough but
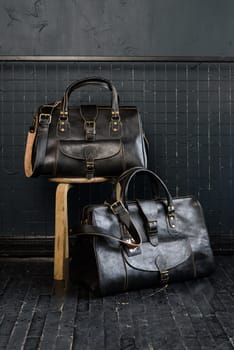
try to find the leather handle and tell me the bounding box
[117,167,159,203]
[117,167,175,212]
[60,77,119,116]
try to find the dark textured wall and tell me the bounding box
[0,0,234,56]
[0,61,234,253]
[0,1,234,252]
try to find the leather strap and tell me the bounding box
[24,114,39,177]
[26,102,61,177]
[77,224,141,249]
[117,167,159,202]
[109,200,142,246]
[32,115,51,176]
[24,129,37,177]
[79,198,144,249]
[119,168,173,206]
[80,105,97,141]
[136,199,159,246]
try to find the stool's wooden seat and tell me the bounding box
[49,177,109,285]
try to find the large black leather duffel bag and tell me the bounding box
[76,167,215,296]
[24,77,148,179]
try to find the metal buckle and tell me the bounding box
[84,120,96,128]
[167,205,176,228]
[160,270,169,286]
[60,111,68,116]
[84,121,96,140]
[148,220,158,233]
[167,205,175,214]
[111,111,120,119]
[86,161,94,170]
[86,160,95,179]
[110,113,121,134]
[124,238,136,247]
[168,214,176,228]
[110,200,125,215]
[39,113,51,124]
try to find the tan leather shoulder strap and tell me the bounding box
[24,116,38,177]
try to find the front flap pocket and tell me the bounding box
[59,140,122,160]
[123,238,193,272]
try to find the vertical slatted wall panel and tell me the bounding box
[0,61,233,251]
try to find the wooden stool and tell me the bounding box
[49,177,109,287]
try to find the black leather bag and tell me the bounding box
[77,168,215,296]
[24,77,148,178]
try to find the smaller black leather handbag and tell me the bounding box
[76,168,215,296]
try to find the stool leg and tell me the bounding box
[54,183,72,282]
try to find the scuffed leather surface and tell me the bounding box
[87,196,215,296]
[33,105,148,177]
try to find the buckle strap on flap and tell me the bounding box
[86,160,95,179]
[84,147,96,179]
[155,254,169,286]
[137,199,158,246]
[39,113,51,125]
[84,120,96,141]
[80,105,97,141]
[160,270,169,286]
[110,200,130,228]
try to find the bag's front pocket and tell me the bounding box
[56,140,124,177]
[59,140,122,160]
[122,238,196,290]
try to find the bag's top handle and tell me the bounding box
[117,166,159,200]
[115,167,176,228]
[79,168,176,249]
[118,167,172,204]
[78,168,176,249]
[60,76,119,117]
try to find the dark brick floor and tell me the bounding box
[0,256,234,350]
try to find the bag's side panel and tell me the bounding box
[165,197,215,277]
[94,238,127,296]
[120,108,148,169]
